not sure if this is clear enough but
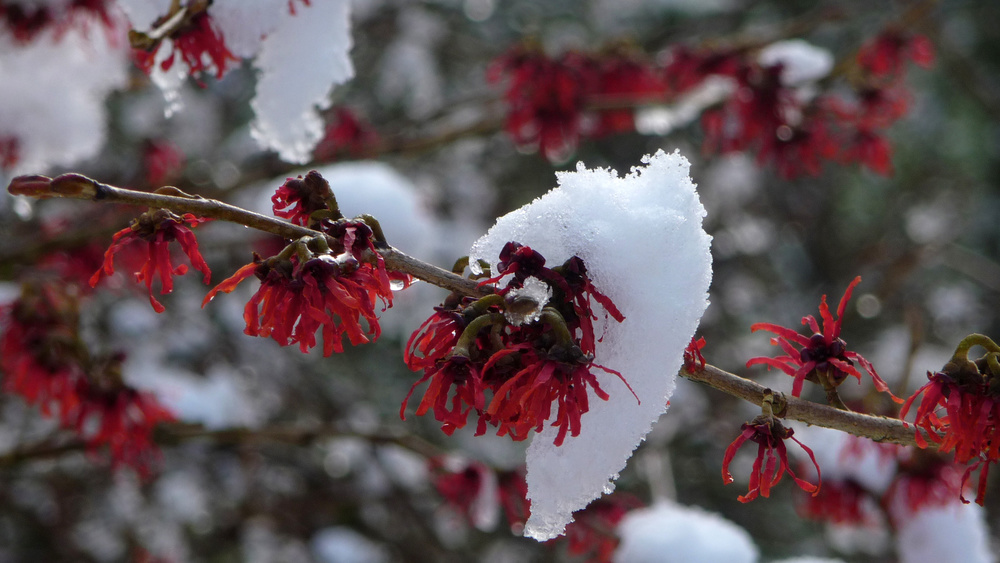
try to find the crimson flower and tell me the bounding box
[69,377,176,478]
[857,31,935,83]
[489,45,598,162]
[1,284,82,413]
[402,354,486,435]
[429,457,499,530]
[683,336,707,372]
[0,135,19,170]
[722,416,821,502]
[498,467,530,534]
[0,284,174,477]
[142,139,185,186]
[884,451,966,520]
[313,107,379,162]
[90,209,211,313]
[403,242,632,445]
[203,252,384,356]
[746,276,896,400]
[271,170,337,226]
[798,479,872,525]
[563,493,642,563]
[484,341,628,446]
[591,54,666,136]
[899,339,1000,506]
[0,0,113,44]
[134,11,238,80]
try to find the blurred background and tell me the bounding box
[0,0,998,561]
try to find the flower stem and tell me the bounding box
[6,174,490,298]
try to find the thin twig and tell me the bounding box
[680,363,924,447]
[6,174,489,298]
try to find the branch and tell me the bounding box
[6,174,489,298]
[0,422,445,469]
[680,363,923,447]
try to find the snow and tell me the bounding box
[250,0,354,163]
[469,150,713,540]
[613,501,758,563]
[758,39,834,86]
[895,503,995,563]
[118,0,355,161]
[0,8,129,173]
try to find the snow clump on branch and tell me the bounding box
[469,149,713,540]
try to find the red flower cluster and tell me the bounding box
[797,479,873,525]
[722,416,821,502]
[796,437,967,528]
[312,107,379,162]
[747,276,896,401]
[431,458,639,561]
[0,283,174,477]
[857,30,935,82]
[402,242,633,446]
[90,209,212,314]
[203,222,393,356]
[142,139,185,186]
[489,33,931,174]
[133,11,238,80]
[0,0,113,44]
[489,46,597,162]
[899,335,1000,505]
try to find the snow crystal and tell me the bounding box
[469,150,713,540]
[503,276,552,326]
[250,0,354,163]
[0,10,129,173]
[758,39,834,86]
[613,501,758,563]
[896,503,994,563]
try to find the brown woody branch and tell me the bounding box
[681,363,923,447]
[6,173,489,298]
[0,423,444,469]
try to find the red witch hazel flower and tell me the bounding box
[202,227,393,356]
[857,30,935,83]
[899,333,1000,505]
[271,170,338,227]
[746,276,897,402]
[90,208,211,314]
[132,10,238,80]
[0,283,174,477]
[312,107,379,162]
[722,413,821,502]
[429,456,500,531]
[402,241,635,446]
[489,44,598,162]
[563,493,643,563]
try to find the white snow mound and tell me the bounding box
[469,149,713,540]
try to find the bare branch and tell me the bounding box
[6,174,489,298]
[681,363,923,447]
